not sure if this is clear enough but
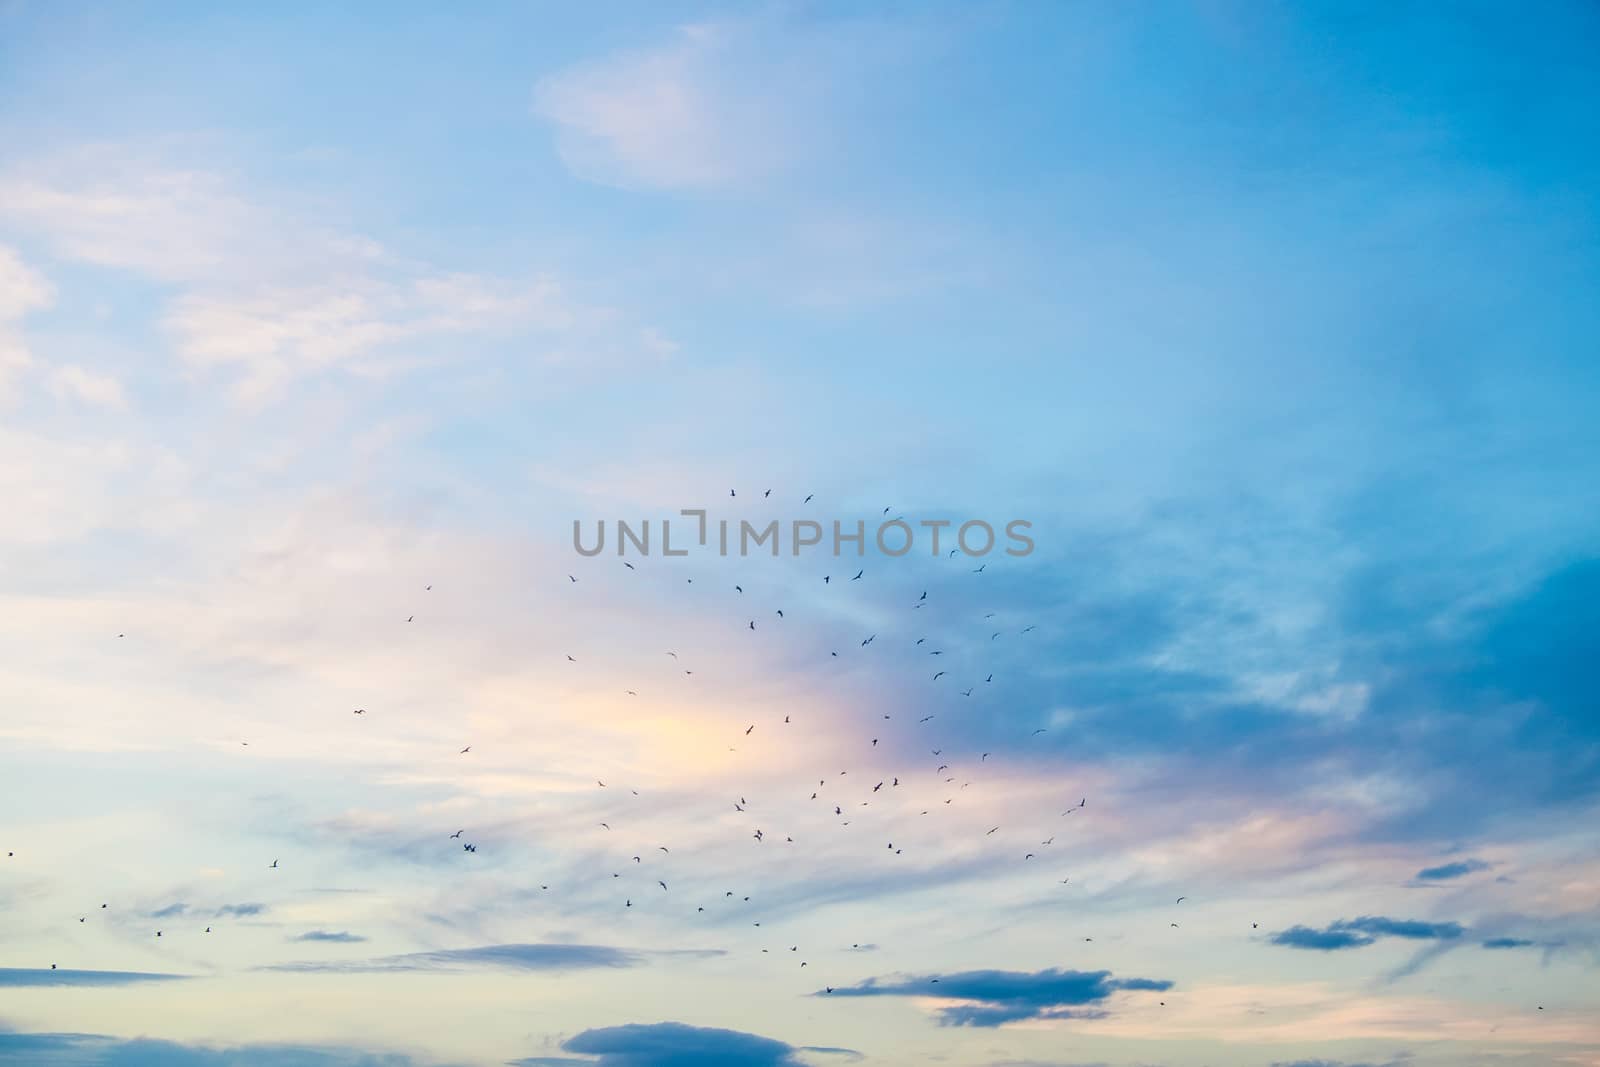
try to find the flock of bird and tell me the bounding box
[11,493,1201,1007]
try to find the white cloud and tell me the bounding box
[0,146,371,285]
[0,244,55,399]
[0,244,54,319]
[48,364,128,410]
[1,149,674,402]
[533,22,809,190]
[163,272,599,404]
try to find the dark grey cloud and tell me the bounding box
[508,1021,855,1067]
[215,902,267,919]
[0,969,189,988]
[1341,917,1464,941]
[821,967,1170,1027]
[1414,860,1489,881]
[289,931,367,944]
[1270,926,1376,951]
[1480,937,1536,949]
[0,1031,452,1065]
[1270,916,1464,951]
[143,901,264,923]
[261,942,652,974]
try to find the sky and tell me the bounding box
[1,2,1598,1066]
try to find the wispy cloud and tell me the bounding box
[45,365,127,411]
[0,148,671,405]
[0,968,188,988]
[0,244,53,400]
[533,22,799,190]
[261,942,653,974]
[162,272,578,403]
[0,1031,448,1065]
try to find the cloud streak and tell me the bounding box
[260,942,689,974]
[1414,859,1489,881]
[0,968,189,988]
[1270,916,1466,952]
[0,1031,445,1065]
[822,967,1171,1027]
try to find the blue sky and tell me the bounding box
[1,3,1597,1066]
